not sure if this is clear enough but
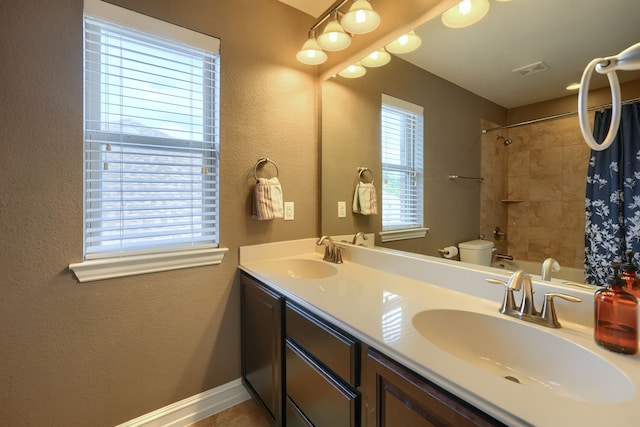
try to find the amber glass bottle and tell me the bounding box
[621,251,640,298]
[594,265,638,355]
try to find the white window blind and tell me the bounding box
[381,94,424,231]
[83,8,220,260]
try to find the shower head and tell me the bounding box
[496,135,513,146]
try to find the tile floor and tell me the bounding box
[187,398,271,427]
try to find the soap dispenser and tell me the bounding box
[620,251,640,298]
[594,263,638,354]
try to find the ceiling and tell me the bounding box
[279,0,640,108]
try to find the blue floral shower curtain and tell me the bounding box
[585,102,640,285]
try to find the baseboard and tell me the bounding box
[117,378,251,427]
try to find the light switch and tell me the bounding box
[338,201,346,218]
[284,202,294,220]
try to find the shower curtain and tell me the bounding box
[585,102,640,285]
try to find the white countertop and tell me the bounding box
[239,238,640,427]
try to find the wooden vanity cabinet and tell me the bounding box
[365,347,505,427]
[240,273,284,426]
[241,272,504,427]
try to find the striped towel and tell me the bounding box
[252,177,284,220]
[352,182,378,215]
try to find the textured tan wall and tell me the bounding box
[321,57,507,256]
[0,0,317,425]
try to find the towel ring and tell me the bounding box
[253,157,279,180]
[358,167,374,184]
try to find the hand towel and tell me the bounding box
[352,182,378,215]
[252,177,284,220]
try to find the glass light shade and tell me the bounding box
[317,18,351,51]
[340,0,380,35]
[441,0,490,29]
[385,31,422,54]
[361,48,391,67]
[338,62,367,78]
[566,82,581,91]
[296,36,327,65]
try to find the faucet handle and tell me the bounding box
[540,293,582,328]
[333,246,344,264]
[486,278,518,314]
[323,244,333,261]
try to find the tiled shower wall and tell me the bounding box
[481,117,591,269]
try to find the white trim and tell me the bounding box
[379,227,429,242]
[84,0,220,52]
[116,378,251,427]
[69,247,228,282]
[382,93,424,115]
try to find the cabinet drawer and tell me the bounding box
[286,396,313,427]
[286,302,359,386]
[286,341,359,427]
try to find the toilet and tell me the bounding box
[458,240,495,266]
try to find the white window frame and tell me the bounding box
[70,0,227,282]
[379,94,428,243]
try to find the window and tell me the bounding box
[380,94,427,242]
[70,0,226,282]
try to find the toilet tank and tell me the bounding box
[458,240,494,266]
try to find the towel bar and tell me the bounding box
[253,157,279,180]
[358,166,374,184]
[448,174,483,182]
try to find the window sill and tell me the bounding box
[69,247,228,283]
[379,228,429,243]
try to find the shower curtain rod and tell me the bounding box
[481,96,640,134]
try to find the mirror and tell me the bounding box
[321,0,640,285]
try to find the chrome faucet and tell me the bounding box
[495,253,513,261]
[352,232,369,245]
[316,236,343,264]
[541,258,560,281]
[487,270,581,328]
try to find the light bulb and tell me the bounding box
[317,12,351,51]
[361,48,391,67]
[459,0,472,15]
[338,62,366,78]
[385,31,422,54]
[441,0,490,28]
[341,0,380,35]
[296,32,327,65]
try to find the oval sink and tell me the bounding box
[267,259,337,279]
[412,309,634,403]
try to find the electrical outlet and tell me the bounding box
[284,202,294,220]
[338,201,346,218]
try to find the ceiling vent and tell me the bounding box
[512,61,549,77]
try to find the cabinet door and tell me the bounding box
[241,274,284,426]
[365,348,504,427]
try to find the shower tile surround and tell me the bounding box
[480,117,590,270]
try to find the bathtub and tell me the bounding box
[492,259,586,285]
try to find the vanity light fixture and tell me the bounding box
[296,30,328,65]
[296,0,380,65]
[317,11,351,51]
[361,48,391,67]
[441,0,490,29]
[338,62,367,78]
[385,31,422,54]
[340,0,380,35]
